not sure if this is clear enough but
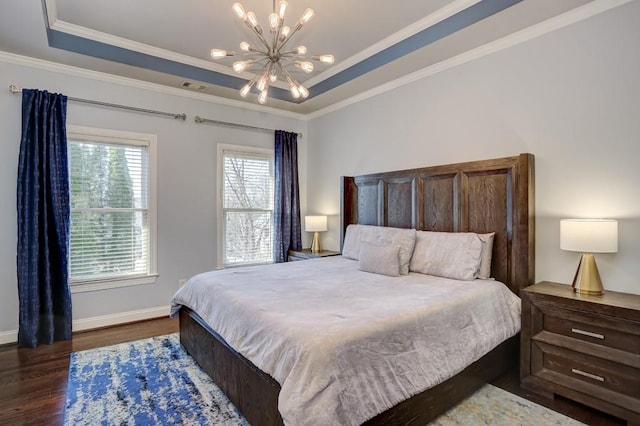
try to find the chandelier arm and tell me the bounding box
[233,51,268,58]
[278,24,302,52]
[282,55,320,61]
[267,62,275,82]
[279,50,300,56]
[280,54,320,61]
[276,59,295,71]
[271,19,281,51]
[274,20,284,50]
[278,63,301,87]
[250,57,272,69]
[275,61,288,78]
[276,57,298,66]
[245,21,272,51]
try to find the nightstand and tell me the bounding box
[287,248,340,262]
[520,281,640,424]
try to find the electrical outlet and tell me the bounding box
[178,278,187,287]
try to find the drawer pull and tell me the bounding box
[571,328,604,340]
[571,368,605,382]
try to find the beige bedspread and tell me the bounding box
[170,256,520,426]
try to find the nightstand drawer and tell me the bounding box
[532,341,640,410]
[521,282,640,424]
[541,306,640,354]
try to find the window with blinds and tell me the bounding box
[67,126,157,291]
[221,148,274,266]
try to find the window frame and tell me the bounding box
[216,143,274,269]
[67,125,158,293]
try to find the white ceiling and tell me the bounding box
[0,0,595,114]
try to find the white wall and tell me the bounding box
[0,57,306,340]
[306,2,640,294]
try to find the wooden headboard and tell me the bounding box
[341,153,535,295]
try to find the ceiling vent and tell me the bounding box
[181,81,207,91]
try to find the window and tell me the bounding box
[218,144,274,267]
[67,126,157,292]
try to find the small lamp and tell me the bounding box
[560,219,618,296]
[305,215,327,253]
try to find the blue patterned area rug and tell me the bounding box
[64,334,584,425]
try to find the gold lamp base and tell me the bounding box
[310,231,322,253]
[571,253,604,296]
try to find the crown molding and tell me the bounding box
[43,0,290,90]
[307,0,633,120]
[0,50,307,120]
[305,0,482,88]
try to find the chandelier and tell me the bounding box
[210,1,334,104]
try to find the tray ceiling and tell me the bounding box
[0,0,598,114]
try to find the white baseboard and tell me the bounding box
[72,305,171,332]
[0,305,170,345]
[0,329,17,345]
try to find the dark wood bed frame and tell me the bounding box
[179,153,535,425]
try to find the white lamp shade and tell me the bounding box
[560,219,618,253]
[305,215,327,232]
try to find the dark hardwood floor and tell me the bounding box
[0,319,626,426]
[0,317,179,426]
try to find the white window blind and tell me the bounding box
[68,130,155,287]
[222,149,274,266]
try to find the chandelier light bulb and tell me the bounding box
[258,89,268,104]
[268,13,279,31]
[256,74,268,91]
[290,85,301,99]
[318,54,334,64]
[300,8,314,24]
[247,11,259,28]
[239,41,251,52]
[295,46,307,55]
[269,69,278,83]
[278,0,288,19]
[232,3,247,20]
[239,82,253,97]
[233,60,252,73]
[210,49,227,59]
[280,25,291,39]
[298,85,309,98]
[294,61,314,73]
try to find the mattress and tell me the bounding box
[170,256,521,426]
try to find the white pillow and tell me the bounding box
[341,224,416,274]
[341,224,361,260]
[358,242,400,277]
[477,232,495,279]
[409,231,483,281]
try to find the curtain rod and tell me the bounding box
[194,115,303,138]
[9,84,187,121]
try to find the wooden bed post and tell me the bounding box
[340,176,357,251]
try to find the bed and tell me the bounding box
[174,153,535,425]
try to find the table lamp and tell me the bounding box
[305,215,327,253]
[560,219,618,295]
